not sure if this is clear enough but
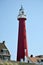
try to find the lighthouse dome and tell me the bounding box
[17,6,26,19]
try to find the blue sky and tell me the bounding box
[0,0,43,60]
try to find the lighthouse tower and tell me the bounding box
[17,6,28,62]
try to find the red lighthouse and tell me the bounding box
[17,6,28,61]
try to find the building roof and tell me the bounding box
[29,57,37,63]
[0,41,10,56]
[35,55,43,58]
[28,55,43,63]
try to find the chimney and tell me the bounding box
[3,41,5,44]
[30,55,33,57]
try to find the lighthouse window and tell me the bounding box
[22,11,24,14]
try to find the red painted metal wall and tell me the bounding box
[17,18,28,61]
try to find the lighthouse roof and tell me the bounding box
[17,6,26,19]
